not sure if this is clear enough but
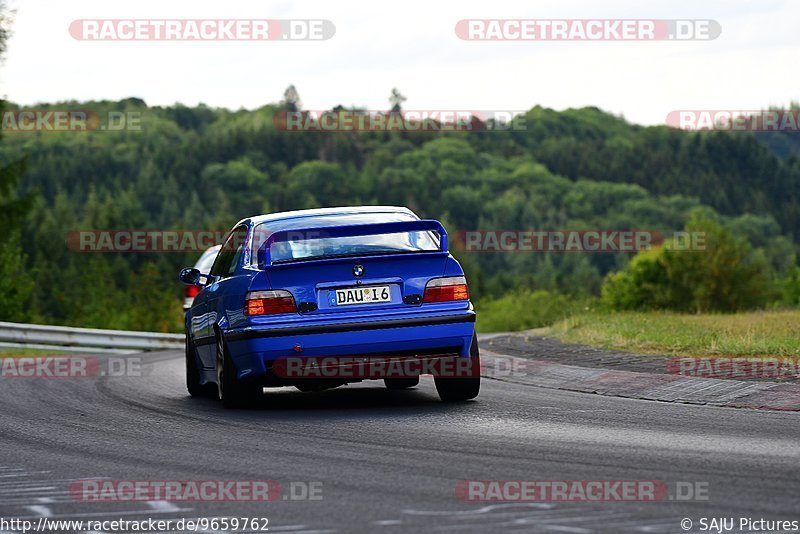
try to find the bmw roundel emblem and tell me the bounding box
[352,264,365,277]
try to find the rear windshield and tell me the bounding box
[251,213,440,264]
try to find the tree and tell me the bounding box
[200,159,271,218]
[389,88,406,113]
[602,215,773,312]
[281,85,302,112]
[0,1,10,58]
[284,161,349,209]
[0,1,36,320]
[0,234,34,321]
[783,266,800,307]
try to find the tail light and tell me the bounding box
[423,276,469,303]
[245,290,297,316]
[185,285,202,298]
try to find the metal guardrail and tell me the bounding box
[0,322,183,354]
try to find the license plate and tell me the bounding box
[334,285,391,306]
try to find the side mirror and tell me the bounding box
[179,267,202,285]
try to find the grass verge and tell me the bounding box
[475,290,592,333]
[545,310,800,358]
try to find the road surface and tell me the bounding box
[0,345,798,533]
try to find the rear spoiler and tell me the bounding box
[257,220,448,267]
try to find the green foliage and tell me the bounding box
[284,161,351,209]
[782,267,800,307]
[602,215,773,312]
[127,263,184,332]
[0,233,34,321]
[201,159,272,216]
[0,5,38,319]
[476,290,591,333]
[0,155,35,321]
[0,97,797,331]
[602,249,672,310]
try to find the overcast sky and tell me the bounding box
[2,0,797,126]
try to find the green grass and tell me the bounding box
[475,290,594,333]
[546,310,800,358]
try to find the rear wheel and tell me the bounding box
[185,333,206,397]
[216,333,261,409]
[434,333,481,402]
[384,377,419,390]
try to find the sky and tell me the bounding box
[1,0,798,126]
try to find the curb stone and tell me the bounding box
[479,348,800,412]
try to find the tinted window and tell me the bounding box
[251,213,439,264]
[210,226,248,277]
[271,231,438,263]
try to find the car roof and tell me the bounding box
[239,206,417,228]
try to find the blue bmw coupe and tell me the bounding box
[180,206,479,408]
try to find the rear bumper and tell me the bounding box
[226,312,474,341]
[222,311,476,383]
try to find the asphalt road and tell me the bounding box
[0,343,799,534]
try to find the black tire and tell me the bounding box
[185,333,205,397]
[434,333,481,402]
[384,377,420,390]
[216,332,261,409]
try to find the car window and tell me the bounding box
[210,226,248,277]
[250,213,439,263]
[193,246,221,275]
[271,231,439,263]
